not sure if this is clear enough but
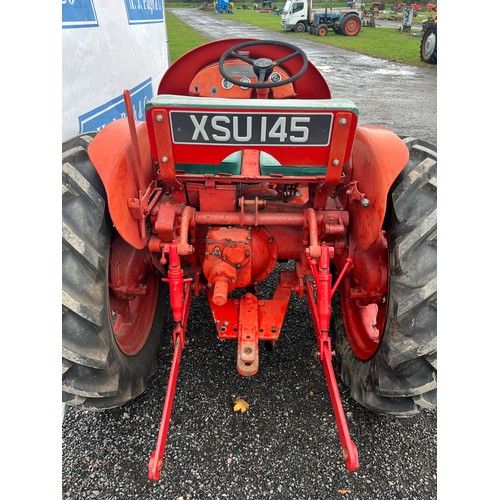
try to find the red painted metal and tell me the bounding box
[203,226,250,301]
[148,108,182,192]
[237,293,260,376]
[108,234,159,356]
[158,38,332,99]
[315,111,357,209]
[88,120,154,250]
[148,242,193,480]
[339,233,389,359]
[124,90,146,194]
[146,106,358,178]
[152,201,178,243]
[208,270,297,341]
[306,244,358,471]
[348,126,409,251]
[188,60,296,100]
[176,206,196,256]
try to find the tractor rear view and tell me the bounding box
[62,38,437,480]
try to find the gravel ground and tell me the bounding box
[62,10,438,500]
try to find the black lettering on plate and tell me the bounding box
[170,111,332,146]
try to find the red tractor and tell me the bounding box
[391,2,407,12]
[62,38,437,480]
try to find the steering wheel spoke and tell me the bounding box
[275,51,301,66]
[229,51,255,66]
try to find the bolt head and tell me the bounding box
[339,118,347,126]
[361,198,371,208]
[156,115,163,122]
[161,156,168,163]
[333,159,340,166]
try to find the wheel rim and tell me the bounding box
[339,276,388,360]
[422,32,436,59]
[319,27,327,36]
[345,19,360,35]
[108,236,160,356]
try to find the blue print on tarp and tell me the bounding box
[78,79,153,133]
[62,0,99,29]
[124,0,164,25]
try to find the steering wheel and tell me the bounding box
[218,40,309,89]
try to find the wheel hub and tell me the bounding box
[108,234,159,355]
[424,33,436,58]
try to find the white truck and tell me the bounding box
[281,0,364,36]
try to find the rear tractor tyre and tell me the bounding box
[334,138,437,416]
[420,24,437,64]
[341,13,361,36]
[62,134,167,410]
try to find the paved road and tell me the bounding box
[62,9,437,500]
[168,9,437,145]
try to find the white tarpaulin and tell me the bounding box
[62,0,169,142]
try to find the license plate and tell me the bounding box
[169,111,333,146]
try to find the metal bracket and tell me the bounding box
[237,293,259,376]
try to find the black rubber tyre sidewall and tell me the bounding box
[333,138,437,416]
[295,21,306,33]
[420,25,437,64]
[341,14,361,36]
[62,134,167,410]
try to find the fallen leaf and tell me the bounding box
[309,391,314,397]
[338,489,349,495]
[233,398,249,413]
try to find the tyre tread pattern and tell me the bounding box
[334,138,437,416]
[62,134,166,410]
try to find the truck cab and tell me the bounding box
[281,0,310,32]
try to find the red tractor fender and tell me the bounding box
[348,126,409,251]
[88,119,153,249]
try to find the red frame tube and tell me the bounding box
[306,245,359,471]
[148,335,183,481]
[148,243,193,480]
